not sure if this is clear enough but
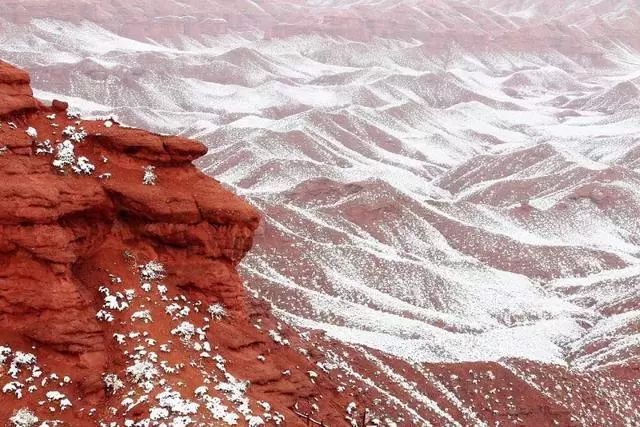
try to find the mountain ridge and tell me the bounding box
[1,0,640,424]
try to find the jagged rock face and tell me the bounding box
[0,60,388,426]
[0,61,40,117]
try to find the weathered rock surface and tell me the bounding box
[0,60,379,426]
[0,60,40,117]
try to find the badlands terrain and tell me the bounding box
[0,0,639,425]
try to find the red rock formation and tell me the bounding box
[0,61,40,117]
[0,59,391,426]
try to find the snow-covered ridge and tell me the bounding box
[1,0,639,370]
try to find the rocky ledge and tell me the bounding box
[0,60,386,426]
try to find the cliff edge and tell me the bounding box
[0,60,370,426]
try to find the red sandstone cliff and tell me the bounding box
[0,59,384,426]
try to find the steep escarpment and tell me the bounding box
[0,60,389,426]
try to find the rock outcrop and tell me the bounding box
[0,60,383,426]
[0,60,40,117]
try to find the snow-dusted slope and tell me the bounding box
[1,0,639,423]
